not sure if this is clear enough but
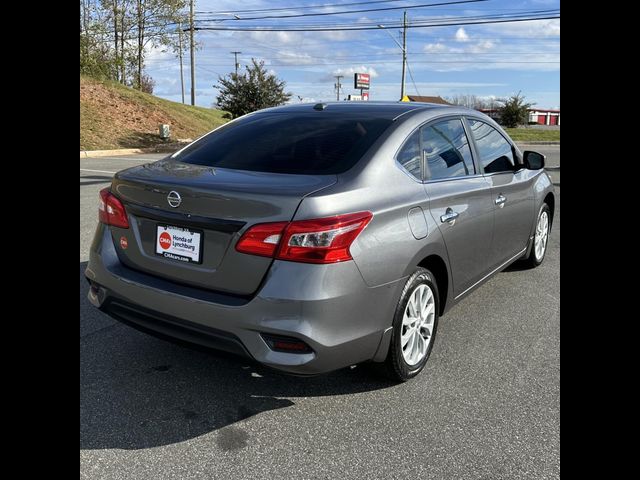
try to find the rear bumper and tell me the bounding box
[85,225,403,375]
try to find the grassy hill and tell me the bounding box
[80,76,228,151]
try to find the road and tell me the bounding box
[80,153,560,480]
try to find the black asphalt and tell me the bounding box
[80,153,559,480]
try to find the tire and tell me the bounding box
[522,203,551,268]
[378,267,439,382]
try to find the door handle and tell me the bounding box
[440,209,459,224]
[495,194,507,208]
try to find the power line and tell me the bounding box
[191,14,560,32]
[406,60,421,96]
[192,8,558,27]
[195,0,488,22]
[194,60,559,67]
[195,0,414,15]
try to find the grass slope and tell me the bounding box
[504,128,560,142]
[80,76,227,150]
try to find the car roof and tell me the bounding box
[255,101,474,120]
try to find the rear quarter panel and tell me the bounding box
[295,109,454,290]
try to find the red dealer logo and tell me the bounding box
[159,231,172,250]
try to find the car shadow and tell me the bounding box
[502,260,533,272]
[80,175,113,186]
[80,262,396,451]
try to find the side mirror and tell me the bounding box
[523,150,545,170]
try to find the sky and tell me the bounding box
[144,0,560,109]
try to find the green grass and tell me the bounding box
[504,128,560,142]
[80,75,228,150]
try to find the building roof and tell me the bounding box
[406,95,451,105]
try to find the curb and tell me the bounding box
[80,140,192,158]
[80,148,147,158]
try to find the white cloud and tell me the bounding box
[455,28,469,42]
[248,31,300,45]
[321,65,379,82]
[484,19,560,38]
[271,51,315,65]
[468,40,495,53]
[423,43,449,53]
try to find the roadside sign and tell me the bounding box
[362,92,369,101]
[348,94,363,101]
[354,73,370,90]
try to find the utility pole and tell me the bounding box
[189,0,196,106]
[334,75,343,101]
[231,51,242,77]
[401,10,407,99]
[178,22,185,104]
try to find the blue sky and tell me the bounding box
[144,0,559,109]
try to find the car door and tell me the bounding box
[466,118,535,269]
[421,117,494,297]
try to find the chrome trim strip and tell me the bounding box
[454,247,527,300]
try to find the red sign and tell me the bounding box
[354,73,370,90]
[362,92,369,101]
[159,231,172,250]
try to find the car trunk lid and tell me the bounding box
[108,159,337,295]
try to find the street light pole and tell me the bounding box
[378,11,408,100]
[231,51,242,77]
[334,75,343,101]
[401,11,407,99]
[189,0,195,106]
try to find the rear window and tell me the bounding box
[173,113,393,175]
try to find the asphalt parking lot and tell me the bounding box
[80,151,560,480]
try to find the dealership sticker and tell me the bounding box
[120,236,128,249]
[155,224,202,263]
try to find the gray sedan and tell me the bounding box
[85,102,554,381]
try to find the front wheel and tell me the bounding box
[379,267,439,382]
[523,203,551,268]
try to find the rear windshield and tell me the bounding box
[173,113,393,175]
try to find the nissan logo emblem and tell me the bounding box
[167,191,182,208]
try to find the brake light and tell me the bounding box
[98,188,130,228]
[235,212,372,264]
[235,221,287,258]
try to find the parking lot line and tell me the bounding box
[80,169,116,174]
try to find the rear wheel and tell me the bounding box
[379,267,439,382]
[523,203,551,268]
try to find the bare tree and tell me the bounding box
[444,94,498,110]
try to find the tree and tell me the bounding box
[445,94,491,110]
[133,0,187,90]
[215,59,292,119]
[498,92,534,127]
[133,72,155,93]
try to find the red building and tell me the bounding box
[479,108,560,126]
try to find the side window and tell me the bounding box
[420,119,475,181]
[396,130,422,180]
[467,119,515,174]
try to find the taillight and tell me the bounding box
[235,222,287,257]
[235,212,372,264]
[98,188,130,229]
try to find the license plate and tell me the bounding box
[155,224,203,264]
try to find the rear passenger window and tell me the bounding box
[396,130,422,180]
[467,119,515,174]
[421,119,475,181]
